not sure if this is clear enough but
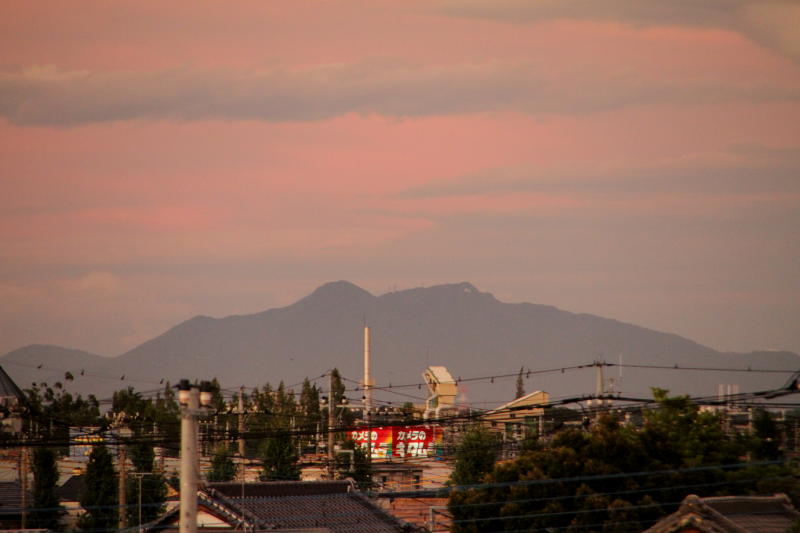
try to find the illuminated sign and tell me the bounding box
[69,427,105,461]
[349,425,443,459]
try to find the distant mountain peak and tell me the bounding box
[297,281,375,306]
[445,281,480,293]
[380,282,495,302]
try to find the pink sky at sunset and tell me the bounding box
[1,0,798,358]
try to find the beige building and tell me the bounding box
[422,366,458,418]
[484,390,549,440]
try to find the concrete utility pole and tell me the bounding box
[363,326,373,464]
[595,360,604,399]
[328,373,336,479]
[238,386,245,459]
[118,442,128,530]
[178,381,212,533]
[180,386,199,533]
[363,326,372,418]
[19,442,28,529]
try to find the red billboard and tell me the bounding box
[349,425,443,459]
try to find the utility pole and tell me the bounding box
[595,360,604,400]
[327,373,335,479]
[238,386,246,459]
[115,419,133,531]
[130,472,153,533]
[179,380,213,533]
[588,359,607,414]
[118,442,128,530]
[363,326,373,465]
[19,441,28,529]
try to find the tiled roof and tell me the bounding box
[149,482,415,533]
[0,366,24,404]
[207,482,409,533]
[0,481,26,514]
[57,475,85,502]
[231,491,407,532]
[644,493,800,533]
[210,480,352,498]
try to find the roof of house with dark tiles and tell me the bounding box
[211,480,353,499]
[644,493,800,533]
[147,481,415,533]
[0,366,24,405]
[0,481,27,515]
[57,475,85,502]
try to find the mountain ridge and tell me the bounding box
[2,281,797,404]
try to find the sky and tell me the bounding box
[1,0,799,358]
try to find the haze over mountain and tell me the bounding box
[3,281,797,407]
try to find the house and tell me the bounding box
[644,493,800,533]
[484,390,549,441]
[378,497,450,532]
[56,475,86,528]
[371,462,425,492]
[422,367,458,419]
[145,480,418,532]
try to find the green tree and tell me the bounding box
[328,368,355,429]
[330,368,346,405]
[79,445,118,533]
[750,408,780,460]
[126,440,166,527]
[23,382,102,452]
[260,432,300,481]
[450,424,500,486]
[448,390,795,533]
[208,443,237,482]
[515,367,525,400]
[30,447,62,530]
[337,440,373,489]
[299,378,322,450]
[400,402,416,422]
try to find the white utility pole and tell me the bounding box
[180,386,199,533]
[179,381,212,533]
[327,373,335,478]
[238,386,245,459]
[363,326,373,463]
[363,326,372,417]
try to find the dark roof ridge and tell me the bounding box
[644,493,800,533]
[681,494,750,533]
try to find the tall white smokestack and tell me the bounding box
[363,325,373,418]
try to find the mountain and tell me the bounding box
[2,281,797,406]
[1,345,114,391]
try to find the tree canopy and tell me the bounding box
[208,443,237,482]
[30,447,62,530]
[126,440,167,527]
[79,444,118,533]
[450,424,501,487]
[449,390,798,533]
